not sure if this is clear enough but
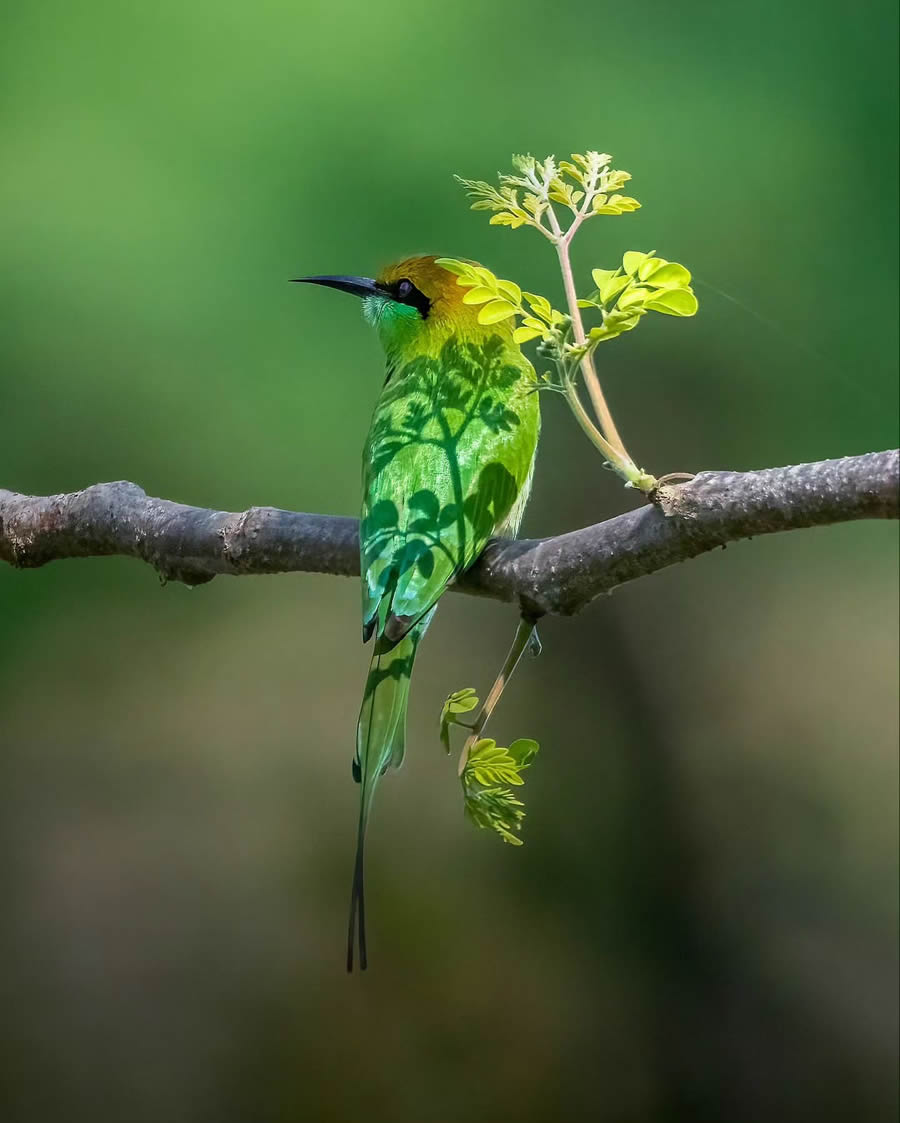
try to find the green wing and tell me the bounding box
[360,334,539,644]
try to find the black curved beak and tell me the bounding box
[291,275,380,299]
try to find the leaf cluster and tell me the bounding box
[434,258,566,346]
[556,151,639,215]
[455,151,639,234]
[445,151,697,370]
[440,688,540,847]
[462,736,540,846]
[433,146,700,852]
[577,250,698,348]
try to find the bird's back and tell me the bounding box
[360,331,539,644]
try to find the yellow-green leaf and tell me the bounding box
[618,286,652,310]
[489,212,526,228]
[508,738,539,767]
[513,326,542,344]
[591,268,617,288]
[523,292,552,321]
[599,273,631,303]
[644,262,692,287]
[434,257,469,277]
[559,160,585,183]
[637,257,667,280]
[446,688,478,714]
[462,287,497,305]
[603,169,632,189]
[439,687,479,752]
[592,195,641,215]
[497,279,522,303]
[646,288,699,316]
[477,300,517,324]
[589,313,641,342]
[623,250,654,275]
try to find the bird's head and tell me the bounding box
[293,255,502,359]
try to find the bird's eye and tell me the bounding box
[390,276,431,318]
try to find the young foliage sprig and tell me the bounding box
[440,687,541,846]
[463,736,540,846]
[439,687,479,752]
[456,151,640,235]
[449,151,699,493]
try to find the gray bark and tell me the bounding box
[1,449,897,617]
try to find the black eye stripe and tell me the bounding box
[387,277,431,319]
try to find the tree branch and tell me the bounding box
[1,449,897,617]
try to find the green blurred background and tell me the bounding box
[1,2,897,1120]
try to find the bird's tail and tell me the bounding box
[347,609,434,972]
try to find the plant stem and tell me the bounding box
[545,209,625,451]
[561,375,623,464]
[545,205,657,493]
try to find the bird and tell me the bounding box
[294,256,540,970]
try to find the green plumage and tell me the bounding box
[360,335,539,641]
[297,256,540,970]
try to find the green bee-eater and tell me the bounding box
[296,256,540,970]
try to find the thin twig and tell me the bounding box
[456,616,539,776]
[545,203,629,462]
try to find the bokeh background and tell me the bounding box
[1,2,898,1120]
